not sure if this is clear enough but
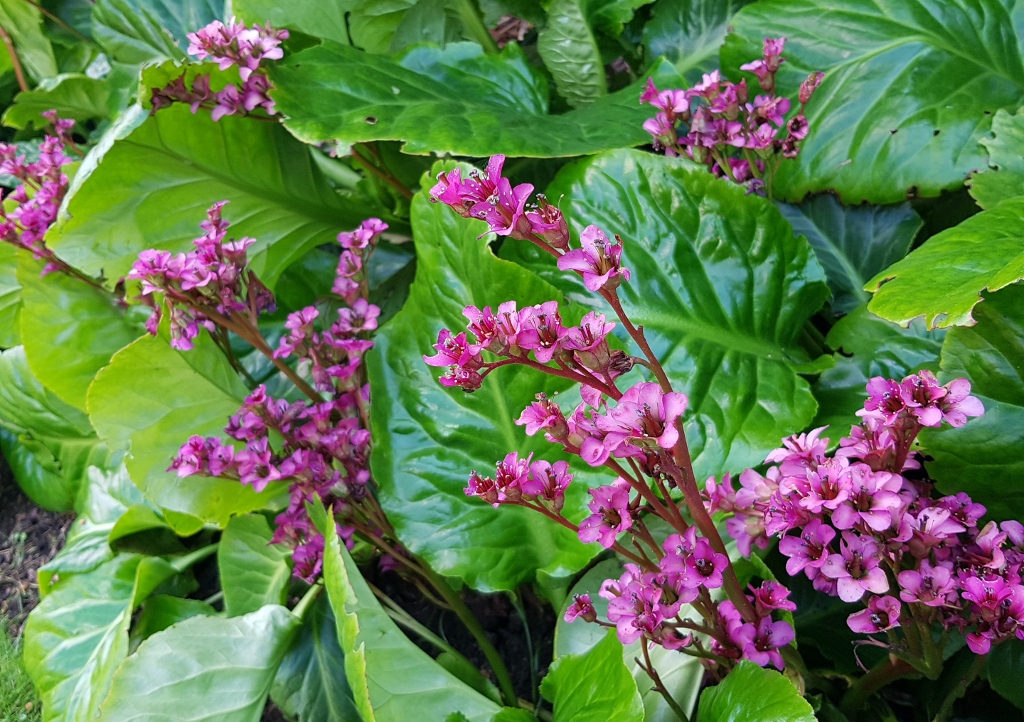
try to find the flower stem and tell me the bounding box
[453,0,500,54]
[932,652,986,722]
[639,640,690,722]
[0,25,27,92]
[421,566,519,708]
[839,657,917,718]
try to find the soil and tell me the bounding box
[0,454,73,636]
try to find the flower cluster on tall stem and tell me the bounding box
[709,371,1018,670]
[641,37,823,195]
[427,155,796,689]
[151,18,288,120]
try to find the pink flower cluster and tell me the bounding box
[129,201,275,350]
[641,37,823,191]
[152,18,288,120]
[709,372,1023,654]
[0,111,74,273]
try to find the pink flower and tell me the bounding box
[335,299,381,334]
[799,72,825,104]
[561,312,615,371]
[556,226,630,291]
[423,329,481,369]
[778,519,835,577]
[750,581,797,615]
[830,466,902,532]
[464,301,521,355]
[564,593,596,623]
[938,377,984,427]
[517,301,566,363]
[578,480,633,548]
[847,595,901,634]
[596,382,688,455]
[520,459,573,511]
[526,194,570,252]
[734,616,794,669]
[465,470,500,507]
[515,396,569,442]
[821,532,889,602]
[898,561,955,607]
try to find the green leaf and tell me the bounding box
[0,243,20,348]
[3,73,112,129]
[234,0,352,46]
[538,0,607,108]
[98,604,300,721]
[811,306,944,432]
[17,251,140,411]
[319,509,502,721]
[269,41,685,157]
[971,107,1024,209]
[697,661,814,722]
[0,427,70,511]
[271,594,361,722]
[108,504,185,555]
[921,283,1024,520]
[23,554,177,722]
[349,0,464,54]
[777,196,922,315]
[368,178,598,591]
[554,559,703,720]
[48,104,369,289]
[131,595,217,642]
[865,197,1024,329]
[504,150,829,477]
[219,513,291,617]
[720,0,1024,204]
[540,628,643,722]
[987,638,1024,709]
[641,0,754,83]
[0,0,58,81]
[87,331,281,528]
[91,0,220,64]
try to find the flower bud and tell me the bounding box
[799,71,824,104]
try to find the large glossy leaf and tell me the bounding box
[540,628,644,722]
[270,41,685,157]
[641,0,753,83]
[17,252,140,411]
[537,0,606,108]
[811,306,945,433]
[987,639,1024,709]
[349,0,465,54]
[219,513,291,617]
[368,179,598,591]
[865,197,1024,329]
[97,604,300,721]
[271,594,361,722]
[91,0,220,64]
[47,104,370,289]
[0,0,58,81]
[0,243,20,348]
[697,661,814,722]
[0,346,110,512]
[87,331,281,528]
[23,554,177,722]
[319,508,502,721]
[234,0,352,46]
[504,150,829,477]
[971,107,1024,209]
[777,196,922,315]
[720,0,1024,204]
[3,74,112,130]
[921,284,1024,520]
[554,559,703,720]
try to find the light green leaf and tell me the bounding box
[97,604,300,721]
[538,0,606,108]
[17,251,140,411]
[270,41,685,157]
[777,195,922,315]
[219,513,291,617]
[0,0,58,81]
[0,243,20,348]
[921,283,1024,520]
[48,104,369,289]
[108,504,184,555]
[368,174,598,591]
[234,0,352,46]
[811,306,944,432]
[87,331,282,528]
[350,0,464,54]
[0,427,69,512]
[642,0,754,83]
[697,661,814,722]
[541,628,644,722]
[23,554,177,722]
[3,74,112,130]
[91,0,221,64]
[866,197,1024,329]
[721,0,1024,204]
[505,150,829,477]
[971,107,1024,209]
[319,508,502,721]
[271,594,361,722]
[131,595,217,642]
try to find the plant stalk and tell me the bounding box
[932,653,986,722]
[839,657,916,718]
[453,0,500,54]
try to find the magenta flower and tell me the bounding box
[472,176,534,238]
[493,451,531,503]
[335,298,381,334]
[526,194,570,252]
[733,616,794,669]
[561,311,615,371]
[847,595,901,634]
[423,329,481,369]
[821,532,889,602]
[578,480,633,548]
[465,471,500,507]
[799,72,824,103]
[778,519,835,577]
[750,581,797,615]
[556,226,630,291]
[564,593,597,623]
[464,301,521,355]
[681,538,728,589]
[898,561,955,607]
[764,426,829,476]
[517,301,566,363]
[862,377,907,423]
[937,377,984,427]
[596,382,688,456]
[830,466,902,532]
[520,459,573,511]
[515,396,569,442]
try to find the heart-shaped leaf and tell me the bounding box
[721,0,1024,204]
[921,283,1024,520]
[504,150,829,477]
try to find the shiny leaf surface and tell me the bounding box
[538,0,607,108]
[697,661,815,722]
[219,513,291,617]
[642,0,754,83]
[91,0,220,64]
[970,107,1024,209]
[4,74,112,129]
[234,0,352,46]
[0,243,20,348]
